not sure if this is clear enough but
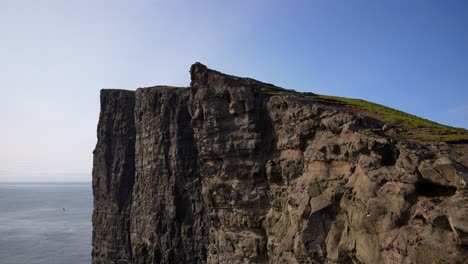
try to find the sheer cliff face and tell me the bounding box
[92,90,135,262]
[92,63,468,264]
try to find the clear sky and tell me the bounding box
[1,0,467,182]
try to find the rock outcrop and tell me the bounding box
[92,63,468,263]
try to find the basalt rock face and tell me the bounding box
[92,90,135,263]
[92,63,468,263]
[130,87,206,263]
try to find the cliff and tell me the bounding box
[92,63,468,263]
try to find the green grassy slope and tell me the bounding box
[316,95,468,142]
[258,82,467,142]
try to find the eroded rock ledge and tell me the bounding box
[92,63,468,264]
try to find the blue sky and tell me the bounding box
[1,0,467,182]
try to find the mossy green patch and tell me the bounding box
[265,91,284,96]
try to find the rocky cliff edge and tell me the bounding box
[92,63,468,264]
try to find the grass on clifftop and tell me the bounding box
[315,95,468,142]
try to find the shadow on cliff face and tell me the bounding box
[372,142,399,166]
[414,181,457,197]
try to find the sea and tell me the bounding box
[0,182,92,264]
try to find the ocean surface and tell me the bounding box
[0,183,92,264]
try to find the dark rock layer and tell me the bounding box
[92,63,468,263]
[92,90,135,263]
